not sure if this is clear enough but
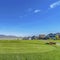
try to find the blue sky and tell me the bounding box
[0,0,60,36]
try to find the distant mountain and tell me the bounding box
[0,35,22,40]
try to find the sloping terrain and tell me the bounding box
[0,40,60,60]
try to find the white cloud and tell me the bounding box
[50,0,60,8]
[27,8,41,13]
[34,10,41,13]
[19,9,41,18]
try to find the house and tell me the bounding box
[38,34,46,39]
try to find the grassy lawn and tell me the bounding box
[0,40,60,60]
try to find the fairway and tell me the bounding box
[0,40,60,60]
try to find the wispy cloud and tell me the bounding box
[19,9,41,18]
[28,8,41,13]
[50,0,60,8]
[34,9,41,13]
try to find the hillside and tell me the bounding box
[0,40,60,60]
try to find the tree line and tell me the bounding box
[23,33,60,40]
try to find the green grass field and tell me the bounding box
[0,40,60,60]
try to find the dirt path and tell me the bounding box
[56,43,60,46]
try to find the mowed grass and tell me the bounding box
[0,40,60,60]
